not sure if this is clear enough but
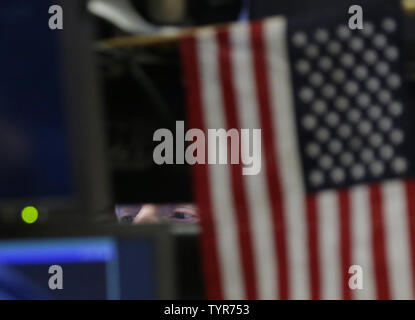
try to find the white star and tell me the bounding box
[350,37,364,52]
[382,18,397,33]
[378,117,393,132]
[392,157,408,174]
[328,139,342,154]
[378,90,392,105]
[305,45,320,59]
[306,143,321,158]
[310,170,325,186]
[327,41,342,55]
[292,32,307,47]
[358,121,373,136]
[380,145,394,160]
[385,46,399,61]
[348,109,362,123]
[364,50,378,65]
[337,25,351,40]
[362,22,375,37]
[389,102,403,117]
[369,133,383,148]
[312,99,327,114]
[319,155,334,170]
[368,106,382,120]
[354,65,369,80]
[351,164,366,179]
[387,74,402,89]
[357,93,371,108]
[345,81,359,96]
[316,128,330,143]
[374,34,388,49]
[349,137,363,150]
[310,72,324,87]
[335,96,350,111]
[361,148,375,163]
[315,29,329,43]
[332,69,346,84]
[338,124,352,139]
[299,87,315,103]
[296,60,311,75]
[331,167,346,184]
[322,84,336,99]
[302,114,317,130]
[370,161,385,177]
[340,53,355,68]
[390,129,404,145]
[340,152,354,167]
[367,77,381,92]
[319,57,333,71]
[375,62,390,76]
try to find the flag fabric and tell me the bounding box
[180,5,415,300]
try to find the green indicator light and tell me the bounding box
[21,206,39,224]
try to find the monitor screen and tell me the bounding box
[0,237,158,300]
[0,0,74,199]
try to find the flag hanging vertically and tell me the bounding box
[180,4,415,300]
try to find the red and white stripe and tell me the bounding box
[181,17,415,300]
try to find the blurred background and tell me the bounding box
[0,0,414,300]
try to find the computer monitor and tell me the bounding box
[0,0,111,221]
[0,224,175,300]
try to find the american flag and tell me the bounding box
[180,6,415,300]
